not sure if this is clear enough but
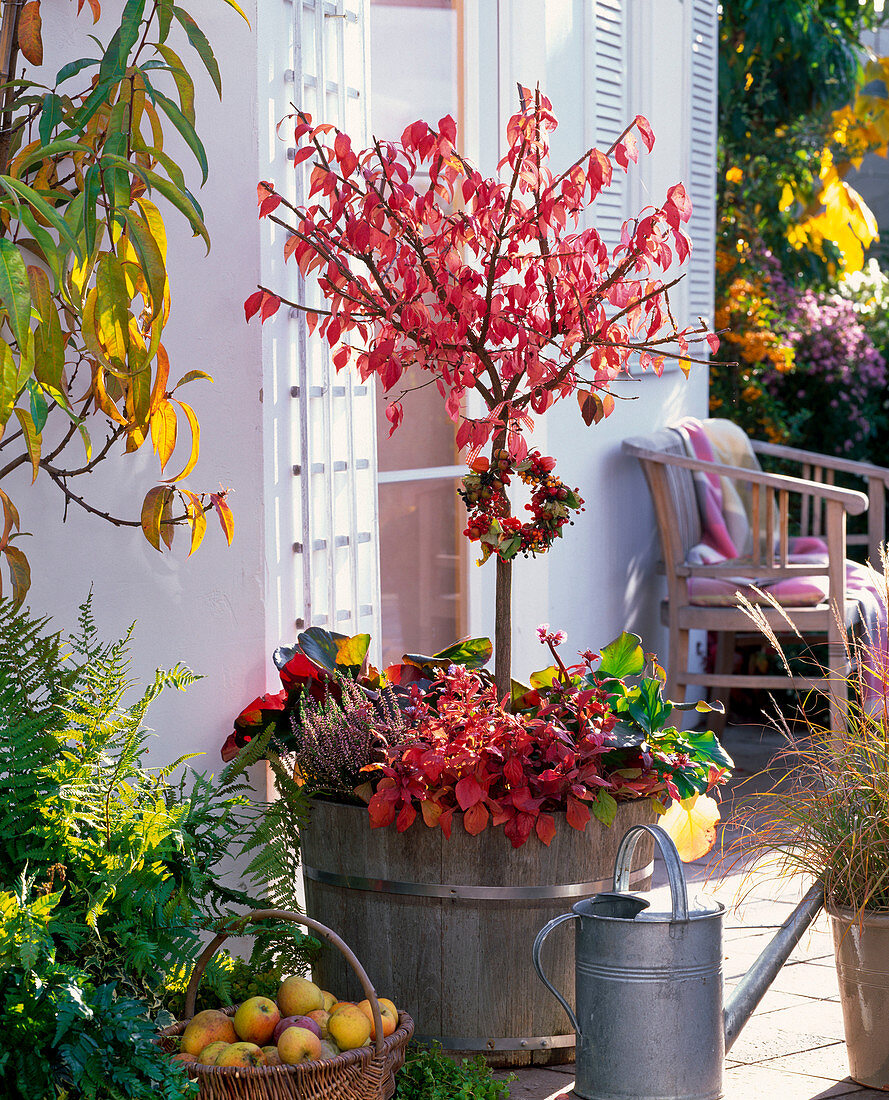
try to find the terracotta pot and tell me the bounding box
[300,797,657,1068]
[828,902,889,1091]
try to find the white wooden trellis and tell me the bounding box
[260,0,380,650]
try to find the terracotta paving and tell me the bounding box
[496,725,886,1100]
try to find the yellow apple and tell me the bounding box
[216,1042,266,1067]
[278,976,324,1017]
[356,997,398,1039]
[277,1025,322,1065]
[262,1045,283,1065]
[328,1004,372,1050]
[320,990,337,1012]
[233,996,280,1045]
[197,1040,231,1066]
[305,1009,331,1039]
[180,1009,237,1055]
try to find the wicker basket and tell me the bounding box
[158,908,414,1100]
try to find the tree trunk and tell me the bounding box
[494,555,512,700]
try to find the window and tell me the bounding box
[370,0,468,667]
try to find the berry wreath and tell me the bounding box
[458,449,585,564]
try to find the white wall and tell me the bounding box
[19,0,266,769]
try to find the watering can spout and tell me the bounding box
[723,881,824,1052]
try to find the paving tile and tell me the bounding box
[727,1026,843,1066]
[494,1067,574,1099]
[751,999,847,1041]
[748,987,827,1014]
[758,1041,852,1079]
[769,959,841,999]
[722,1063,865,1099]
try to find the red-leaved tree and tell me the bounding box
[247,86,717,696]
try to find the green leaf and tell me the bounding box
[171,6,222,97]
[605,722,648,749]
[430,636,492,668]
[152,45,195,124]
[597,631,645,679]
[158,0,174,42]
[297,628,369,676]
[123,209,167,320]
[0,240,32,348]
[681,730,736,772]
[27,378,48,434]
[64,78,118,137]
[99,155,209,249]
[56,57,100,85]
[591,789,618,827]
[38,94,63,147]
[12,139,92,174]
[142,81,208,184]
[0,176,83,257]
[82,163,102,256]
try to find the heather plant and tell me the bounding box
[291,676,408,797]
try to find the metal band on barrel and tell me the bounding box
[301,860,655,900]
[412,1033,575,1051]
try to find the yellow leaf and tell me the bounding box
[4,545,30,608]
[150,399,177,471]
[163,398,200,482]
[140,485,171,551]
[660,794,720,862]
[0,487,20,550]
[13,408,41,482]
[180,488,206,557]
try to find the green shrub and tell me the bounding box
[393,1043,513,1100]
[0,596,315,1097]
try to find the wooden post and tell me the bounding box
[494,555,511,701]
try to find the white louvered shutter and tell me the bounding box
[686,0,718,327]
[261,0,380,647]
[590,0,626,249]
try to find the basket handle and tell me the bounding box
[185,908,386,1057]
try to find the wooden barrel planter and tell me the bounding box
[300,798,656,1068]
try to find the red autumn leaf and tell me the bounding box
[260,293,281,321]
[536,813,557,846]
[463,801,489,836]
[504,811,534,849]
[566,794,591,831]
[421,800,443,828]
[503,755,524,786]
[455,774,485,811]
[368,792,397,829]
[292,146,315,167]
[385,401,403,437]
[634,114,655,153]
[244,290,263,322]
[396,802,417,832]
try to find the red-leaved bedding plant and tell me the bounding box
[246,86,721,696]
[361,631,732,850]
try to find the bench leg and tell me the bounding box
[710,630,734,735]
[668,622,690,708]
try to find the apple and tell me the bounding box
[278,975,324,1017]
[318,1038,340,1060]
[277,1025,322,1065]
[233,996,280,1045]
[357,998,398,1039]
[306,1009,331,1039]
[262,1045,283,1065]
[273,1014,321,1042]
[180,1009,237,1055]
[171,1052,197,1064]
[216,1042,266,1067]
[328,1004,372,1050]
[197,1041,231,1066]
[320,990,337,1012]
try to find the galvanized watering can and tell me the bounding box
[533,824,823,1100]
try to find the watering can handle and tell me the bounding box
[532,912,581,1035]
[613,824,689,921]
